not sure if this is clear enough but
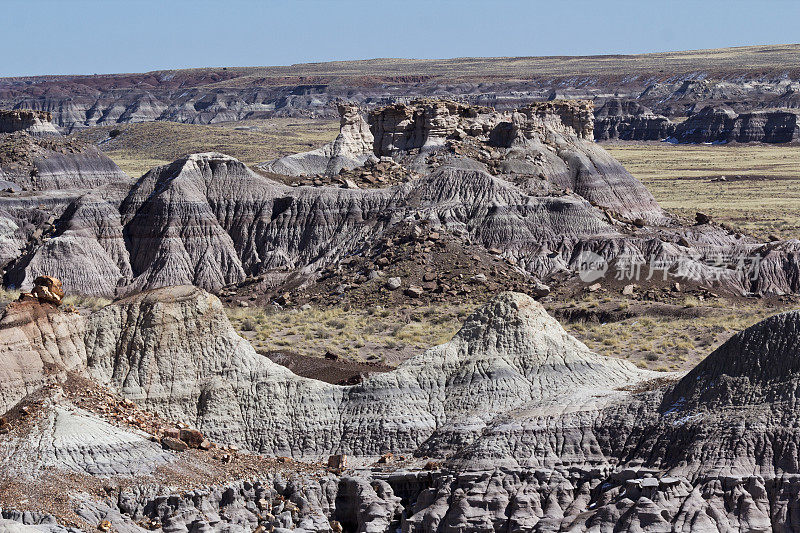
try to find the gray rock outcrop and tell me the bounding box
[6,100,800,299]
[3,111,673,296]
[593,99,676,140]
[672,105,800,143]
[0,297,86,414]
[0,132,129,191]
[83,287,649,456]
[260,103,377,176]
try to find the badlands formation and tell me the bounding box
[2,97,800,533]
[2,99,800,300]
[4,279,800,531]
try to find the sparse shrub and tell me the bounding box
[683,296,700,308]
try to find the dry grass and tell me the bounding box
[560,292,778,371]
[61,294,112,311]
[0,288,110,313]
[606,142,800,240]
[71,118,339,177]
[226,303,474,364]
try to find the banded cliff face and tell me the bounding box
[0,298,86,413]
[593,99,677,140]
[0,132,129,191]
[673,105,800,143]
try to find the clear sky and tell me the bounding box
[2,0,799,77]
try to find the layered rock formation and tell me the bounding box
[672,105,800,143]
[0,110,60,137]
[593,99,676,140]
[2,97,671,297]
[83,288,649,456]
[7,287,800,530]
[0,296,85,413]
[5,100,800,299]
[0,132,129,191]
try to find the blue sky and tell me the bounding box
[2,0,799,77]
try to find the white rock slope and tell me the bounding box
[83,286,650,457]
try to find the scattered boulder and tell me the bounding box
[161,437,188,452]
[327,454,347,472]
[29,276,64,305]
[385,277,402,290]
[695,212,712,225]
[404,285,423,298]
[531,282,551,298]
[623,284,637,296]
[377,452,395,464]
[179,428,205,448]
[424,460,442,470]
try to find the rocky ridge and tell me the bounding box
[671,105,800,143]
[593,99,677,141]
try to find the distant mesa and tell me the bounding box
[671,105,800,144]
